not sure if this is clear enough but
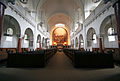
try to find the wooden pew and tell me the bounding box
[7,49,57,68]
[63,48,114,68]
[0,51,8,62]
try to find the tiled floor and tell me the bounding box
[0,51,120,81]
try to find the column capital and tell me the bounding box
[17,35,23,39]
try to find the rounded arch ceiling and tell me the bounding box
[19,0,102,32]
[19,0,102,20]
[48,13,73,28]
[41,0,83,17]
[53,27,67,36]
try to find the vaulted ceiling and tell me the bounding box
[48,13,73,28]
[41,0,81,18]
[18,0,102,32]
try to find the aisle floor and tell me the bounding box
[0,51,120,81]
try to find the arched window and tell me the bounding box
[55,23,65,27]
[108,28,114,35]
[37,38,41,43]
[108,28,115,42]
[81,40,84,46]
[24,34,28,40]
[6,28,13,41]
[42,37,45,47]
[37,35,41,43]
[7,28,13,36]
[93,34,97,44]
[75,38,78,47]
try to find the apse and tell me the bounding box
[48,13,72,45]
[52,25,68,45]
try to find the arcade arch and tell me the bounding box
[24,28,34,50]
[1,15,21,48]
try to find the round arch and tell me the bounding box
[37,34,41,43]
[79,34,84,47]
[48,13,73,31]
[100,14,117,36]
[75,37,78,48]
[3,15,21,36]
[1,15,21,48]
[42,37,45,48]
[52,27,68,45]
[36,34,41,48]
[50,25,70,45]
[100,14,118,48]
[24,28,34,50]
[87,27,96,50]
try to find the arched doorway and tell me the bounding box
[24,28,33,51]
[100,14,119,59]
[42,37,45,49]
[75,37,78,49]
[79,34,84,49]
[100,14,118,49]
[87,28,96,51]
[48,14,72,45]
[52,27,68,45]
[1,15,21,49]
[37,34,41,49]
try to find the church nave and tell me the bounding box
[0,0,120,81]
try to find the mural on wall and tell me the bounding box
[52,27,68,45]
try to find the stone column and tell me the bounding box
[113,1,120,53]
[79,42,81,50]
[99,37,103,53]
[45,39,48,49]
[0,3,5,47]
[18,38,22,52]
[73,44,74,49]
[39,42,41,49]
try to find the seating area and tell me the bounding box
[63,49,114,68]
[0,49,8,62]
[7,49,57,68]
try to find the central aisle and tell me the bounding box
[0,51,120,81]
[46,51,73,69]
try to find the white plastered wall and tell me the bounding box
[73,3,118,51]
[1,5,47,50]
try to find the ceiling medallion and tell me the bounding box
[92,0,101,3]
[20,0,28,4]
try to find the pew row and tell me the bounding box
[63,49,114,68]
[0,51,8,62]
[7,49,57,68]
